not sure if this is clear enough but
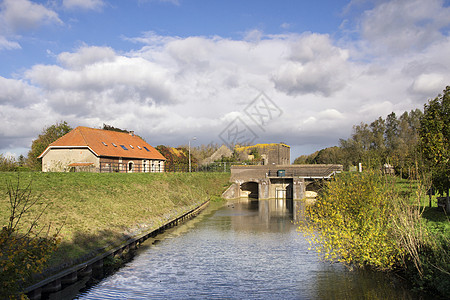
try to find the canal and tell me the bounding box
[71,199,420,299]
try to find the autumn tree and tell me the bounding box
[293,152,318,164]
[396,110,423,177]
[419,86,450,195]
[385,112,400,154]
[0,154,17,171]
[339,122,372,169]
[27,121,72,170]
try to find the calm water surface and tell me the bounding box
[74,200,421,299]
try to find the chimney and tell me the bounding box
[129,131,135,136]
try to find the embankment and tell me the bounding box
[0,172,230,279]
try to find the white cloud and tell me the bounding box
[272,33,350,96]
[360,0,450,54]
[2,0,450,158]
[280,22,291,30]
[0,0,62,33]
[411,73,446,95]
[57,46,117,69]
[0,35,20,50]
[62,0,105,10]
[0,76,41,107]
[138,0,180,6]
[243,29,263,42]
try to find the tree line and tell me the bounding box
[294,109,422,174]
[295,86,450,196]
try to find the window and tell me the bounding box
[120,145,128,150]
[129,145,134,149]
[112,143,117,147]
[102,142,108,146]
[143,147,150,152]
[137,146,142,150]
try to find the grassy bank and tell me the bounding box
[0,172,230,271]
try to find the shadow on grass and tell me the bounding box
[422,206,449,223]
[421,206,450,241]
[42,228,132,278]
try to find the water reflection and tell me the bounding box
[74,199,422,300]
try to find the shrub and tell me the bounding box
[299,171,450,296]
[299,171,406,271]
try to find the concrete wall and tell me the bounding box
[228,165,328,201]
[42,148,99,172]
[223,178,305,201]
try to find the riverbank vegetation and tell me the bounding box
[298,86,450,297]
[0,171,230,296]
[298,171,450,296]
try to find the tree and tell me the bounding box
[312,147,344,164]
[395,110,423,178]
[339,122,372,169]
[419,86,450,195]
[27,121,72,170]
[293,151,319,164]
[385,112,400,152]
[102,124,129,133]
[17,155,26,167]
[0,154,17,171]
[155,145,194,172]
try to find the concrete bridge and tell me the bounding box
[222,164,343,200]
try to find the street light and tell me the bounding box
[189,136,197,172]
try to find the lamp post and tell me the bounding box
[189,136,197,172]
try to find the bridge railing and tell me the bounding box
[267,165,342,178]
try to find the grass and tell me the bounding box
[0,171,230,271]
[422,206,450,237]
[385,176,450,296]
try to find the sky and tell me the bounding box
[0,0,449,162]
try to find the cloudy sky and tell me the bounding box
[0,0,449,161]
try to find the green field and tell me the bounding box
[391,176,450,237]
[0,172,230,269]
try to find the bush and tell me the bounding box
[299,171,450,296]
[299,171,405,271]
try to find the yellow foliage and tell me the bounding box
[298,171,406,271]
[234,143,290,153]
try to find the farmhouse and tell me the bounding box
[38,126,166,173]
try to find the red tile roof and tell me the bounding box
[39,126,166,160]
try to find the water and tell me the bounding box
[74,200,421,299]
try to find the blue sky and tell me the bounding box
[1,0,450,162]
[1,1,351,76]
